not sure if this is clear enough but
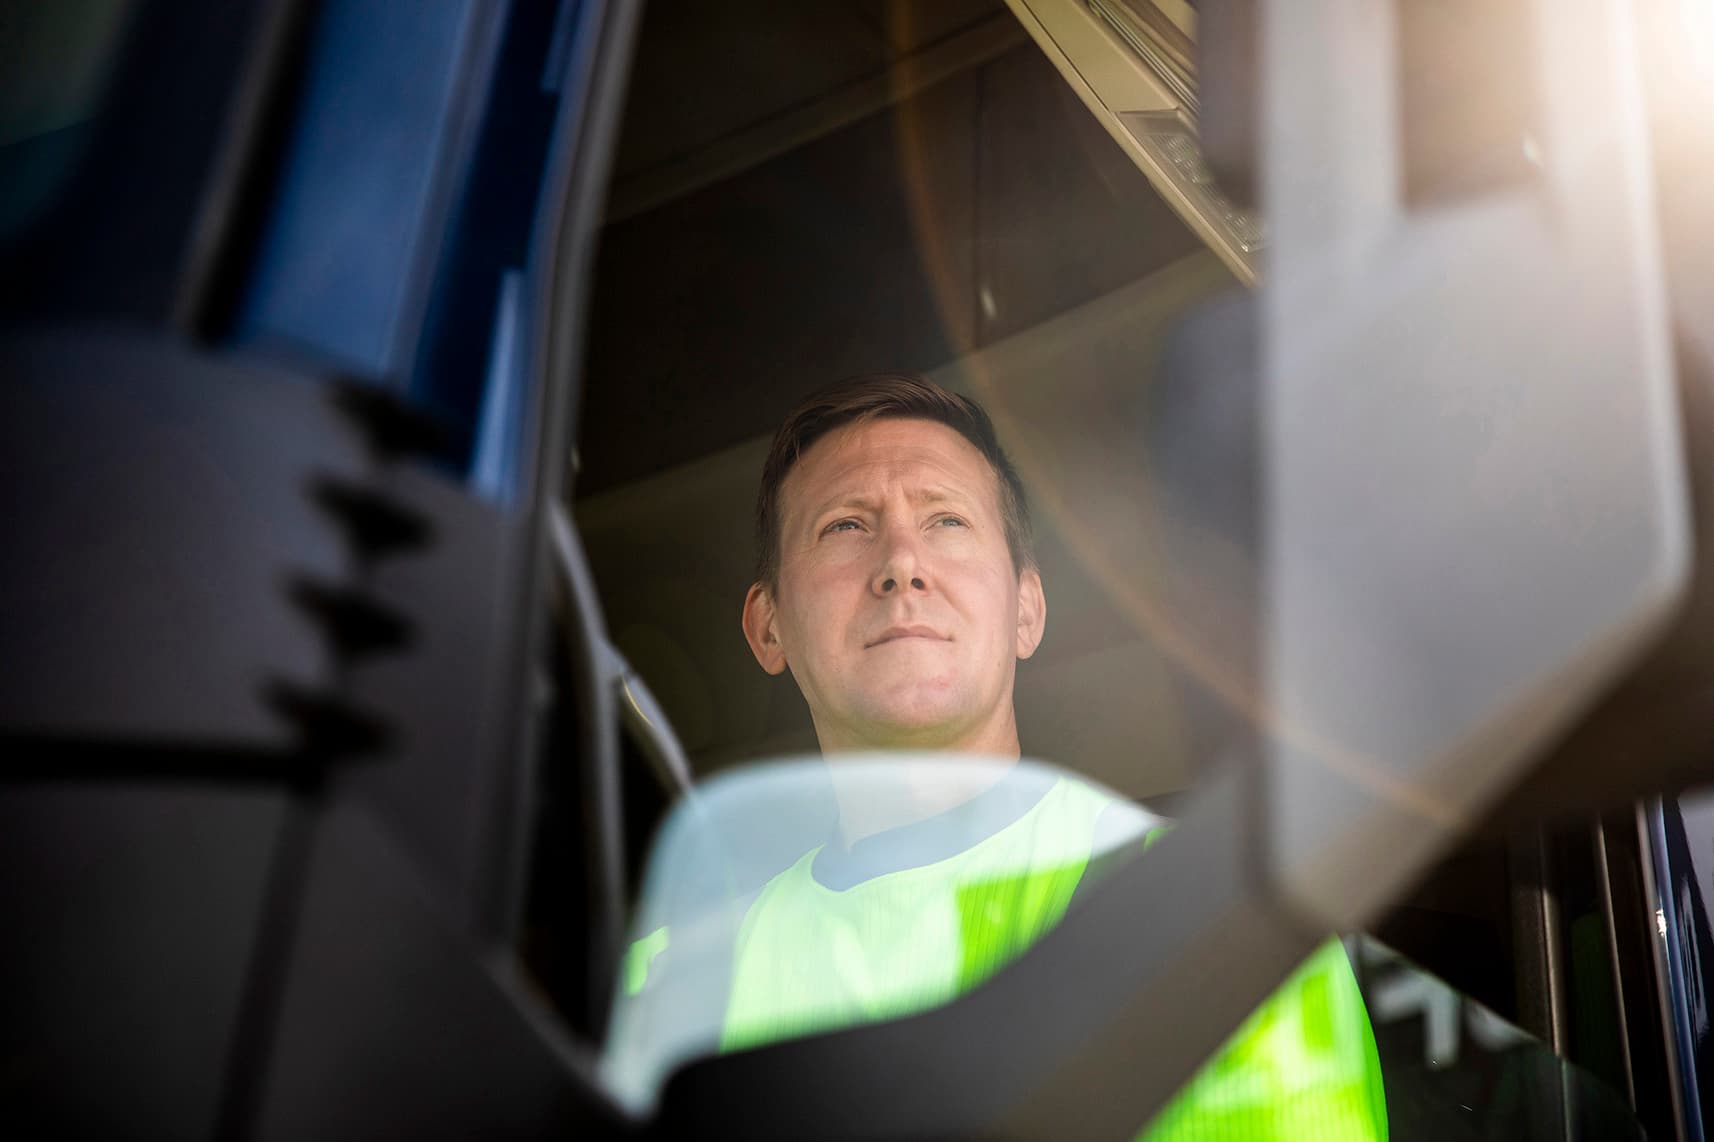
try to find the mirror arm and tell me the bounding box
[548,499,628,1027]
[604,642,696,800]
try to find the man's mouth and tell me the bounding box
[864,625,949,649]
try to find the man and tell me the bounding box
[608,375,1387,1139]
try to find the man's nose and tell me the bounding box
[871,527,930,596]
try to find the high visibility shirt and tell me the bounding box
[719,775,1387,1139]
[612,773,1388,1139]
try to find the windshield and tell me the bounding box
[531,0,1684,1135]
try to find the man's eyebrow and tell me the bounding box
[911,487,963,505]
[805,486,970,521]
[801,494,878,527]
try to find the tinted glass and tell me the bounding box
[0,0,133,238]
[1359,938,1645,1141]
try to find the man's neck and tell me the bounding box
[814,701,1023,759]
[817,710,1023,846]
[829,755,1018,848]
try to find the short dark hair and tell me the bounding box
[754,373,1033,590]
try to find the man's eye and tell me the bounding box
[933,516,968,528]
[824,519,861,534]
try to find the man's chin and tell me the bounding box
[848,701,982,751]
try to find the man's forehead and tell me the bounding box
[782,418,998,516]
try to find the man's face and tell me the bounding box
[742,418,1046,753]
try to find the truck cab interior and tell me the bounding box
[6,0,1714,1138]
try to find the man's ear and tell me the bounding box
[1015,566,1046,659]
[742,582,789,675]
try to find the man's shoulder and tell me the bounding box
[1048,773,1170,853]
[741,845,824,917]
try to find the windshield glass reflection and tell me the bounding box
[600,754,1392,1142]
[601,756,1162,1110]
